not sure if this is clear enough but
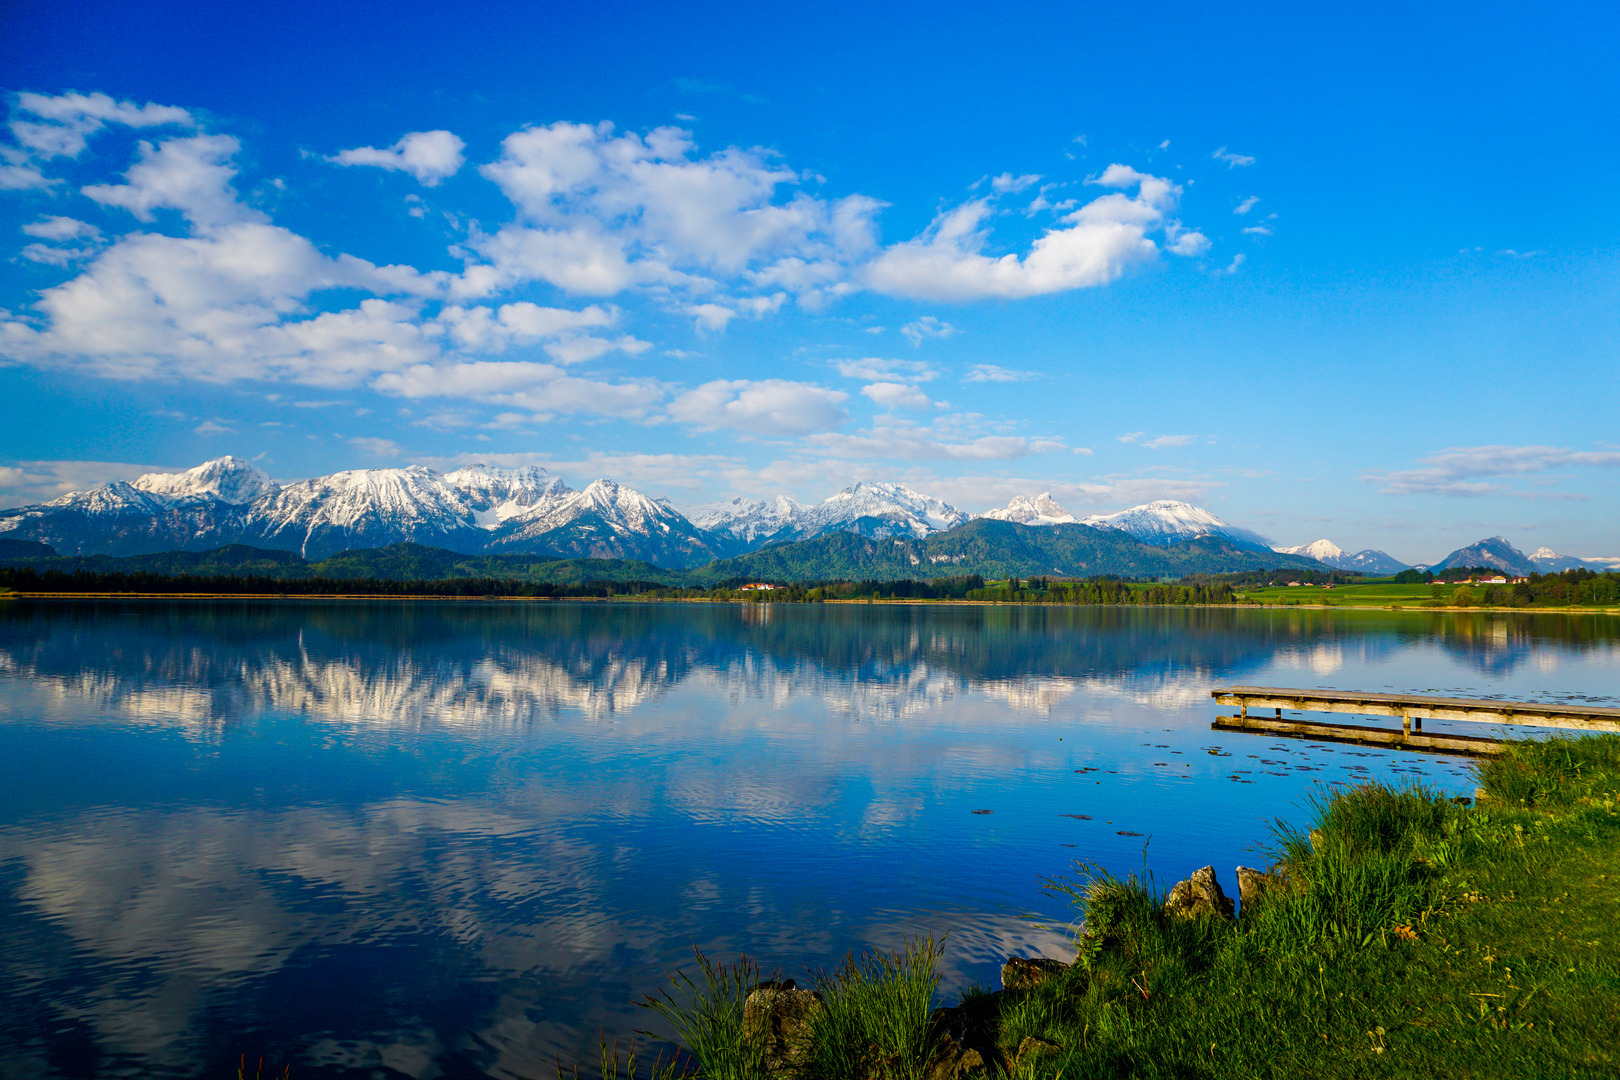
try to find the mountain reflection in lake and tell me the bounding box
[1,601,1616,1078]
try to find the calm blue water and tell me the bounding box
[1,600,1616,1078]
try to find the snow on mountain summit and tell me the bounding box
[443,464,572,528]
[686,495,809,544]
[688,481,967,545]
[976,492,1078,526]
[1079,500,1272,552]
[809,481,968,538]
[133,456,278,505]
[243,466,488,558]
[1274,538,1409,574]
[487,478,723,566]
[1527,546,1606,572]
[1275,538,1345,561]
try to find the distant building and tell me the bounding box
[739,582,778,591]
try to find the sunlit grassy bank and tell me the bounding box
[637,735,1620,1079]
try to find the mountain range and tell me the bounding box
[1426,536,1617,577]
[0,456,1610,580]
[1272,539,1410,576]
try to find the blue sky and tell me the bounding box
[1,0,1616,563]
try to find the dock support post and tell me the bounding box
[1275,707,1282,719]
[1241,701,1248,719]
[1415,716,1423,732]
[1402,714,1411,738]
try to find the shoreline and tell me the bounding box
[2,591,1618,615]
[644,734,1620,1078]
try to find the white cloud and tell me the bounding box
[349,436,403,457]
[1211,147,1256,168]
[963,364,1034,383]
[990,172,1041,194]
[371,361,665,420]
[21,243,97,265]
[668,379,849,435]
[861,382,932,411]
[472,120,883,298]
[834,357,938,383]
[434,302,618,352]
[684,293,786,332]
[899,316,958,347]
[688,303,735,332]
[1,122,465,388]
[22,216,101,241]
[808,419,1065,461]
[0,163,56,190]
[6,91,192,169]
[0,459,173,507]
[1242,225,1273,237]
[82,134,254,230]
[542,334,651,365]
[1223,253,1246,274]
[1117,432,1144,444]
[330,130,466,186]
[862,166,1178,301]
[194,419,233,435]
[1365,444,1620,497]
[1165,227,1211,256]
[2,222,444,384]
[1234,196,1259,215]
[1142,434,1194,449]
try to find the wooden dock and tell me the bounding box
[1209,685,1620,756]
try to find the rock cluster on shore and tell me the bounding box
[741,864,1289,1077]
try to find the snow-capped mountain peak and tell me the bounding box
[977,492,1078,526]
[812,481,968,537]
[688,481,967,546]
[686,495,810,544]
[1275,538,1345,561]
[133,456,278,505]
[1079,500,1272,552]
[1431,535,1536,575]
[443,463,572,528]
[1526,546,1606,572]
[1272,538,1410,574]
[499,478,681,538]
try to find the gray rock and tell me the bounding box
[924,1032,988,1080]
[1235,865,1291,912]
[925,1001,1004,1079]
[744,980,825,1075]
[1000,956,1070,991]
[1015,1036,1062,1068]
[1162,865,1235,920]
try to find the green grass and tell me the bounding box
[802,938,943,1080]
[1241,582,1439,606]
[642,735,1620,1078]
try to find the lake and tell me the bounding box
[1,600,1617,1078]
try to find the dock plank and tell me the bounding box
[1211,715,1505,756]
[1211,685,1620,732]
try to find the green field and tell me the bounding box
[1240,582,1439,606]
